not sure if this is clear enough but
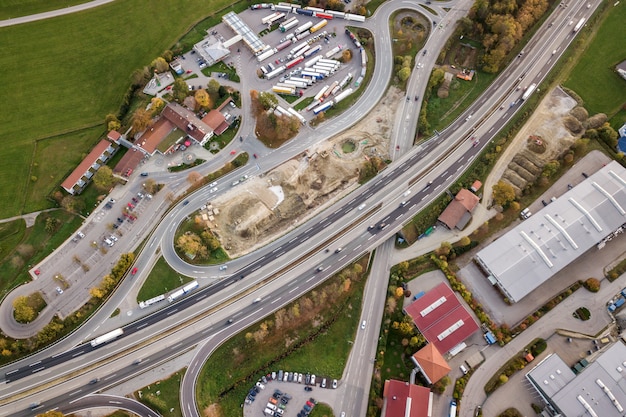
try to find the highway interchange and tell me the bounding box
[0,0,600,416]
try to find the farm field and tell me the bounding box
[563,3,626,116]
[0,0,236,218]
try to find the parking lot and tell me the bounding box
[243,371,339,417]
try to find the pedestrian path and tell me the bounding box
[0,208,61,228]
[0,0,115,28]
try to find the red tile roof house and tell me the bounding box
[411,343,451,385]
[404,282,479,355]
[61,133,120,195]
[382,380,432,417]
[161,103,214,146]
[437,188,480,230]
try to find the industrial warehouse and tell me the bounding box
[475,161,626,303]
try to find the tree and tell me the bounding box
[90,287,106,299]
[394,287,404,298]
[176,233,205,258]
[541,160,560,178]
[427,68,445,90]
[13,296,35,323]
[195,89,211,109]
[162,50,174,62]
[398,67,411,82]
[150,97,165,115]
[172,78,189,102]
[131,108,152,133]
[207,79,221,103]
[598,123,618,148]
[105,113,121,132]
[492,180,516,207]
[257,91,278,110]
[341,49,352,62]
[458,236,471,246]
[151,57,169,73]
[92,166,116,191]
[584,277,601,292]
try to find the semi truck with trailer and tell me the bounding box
[304,45,322,58]
[333,88,353,104]
[294,21,313,34]
[139,294,166,309]
[573,18,585,32]
[310,20,328,33]
[167,280,199,303]
[305,56,322,67]
[280,17,299,32]
[90,328,124,347]
[257,48,277,62]
[265,66,286,80]
[273,85,296,95]
[313,86,329,101]
[313,101,333,114]
[285,56,304,69]
[344,13,365,22]
[262,12,282,25]
[325,45,342,58]
[522,83,537,100]
[287,107,307,124]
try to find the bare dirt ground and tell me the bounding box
[203,87,404,258]
[483,86,581,204]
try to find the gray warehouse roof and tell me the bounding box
[526,342,626,417]
[475,161,626,302]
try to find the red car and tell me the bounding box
[131,267,138,275]
[253,153,258,159]
[230,150,236,155]
[165,85,172,90]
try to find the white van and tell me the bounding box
[460,364,468,375]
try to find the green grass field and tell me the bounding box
[563,3,626,115]
[0,0,91,20]
[136,256,193,301]
[0,0,240,218]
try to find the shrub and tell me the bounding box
[583,277,601,292]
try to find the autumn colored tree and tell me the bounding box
[92,166,116,191]
[150,97,165,116]
[151,57,169,73]
[542,160,560,178]
[257,91,278,110]
[584,277,601,292]
[492,180,516,207]
[176,233,207,259]
[13,296,35,323]
[105,113,121,132]
[341,49,352,62]
[195,89,212,109]
[131,108,152,133]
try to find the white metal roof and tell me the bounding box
[475,161,626,302]
[222,12,266,53]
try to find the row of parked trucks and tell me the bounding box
[251,3,366,22]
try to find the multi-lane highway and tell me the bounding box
[0,0,600,415]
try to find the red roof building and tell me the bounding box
[437,189,480,230]
[411,344,451,384]
[61,138,119,195]
[404,283,479,354]
[382,380,431,417]
[162,103,213,146]
[202,110,229,135]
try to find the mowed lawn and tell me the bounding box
[0,0,92,20]
[0,0,236,218]
[564,3,626,115]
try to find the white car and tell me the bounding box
[209,181,217,187]
[55,287,63,295]
[109,235,118,242]
[332,379,338,389]
[210,187,218,193]
[219,265,228,271]
[361,320,367,329]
